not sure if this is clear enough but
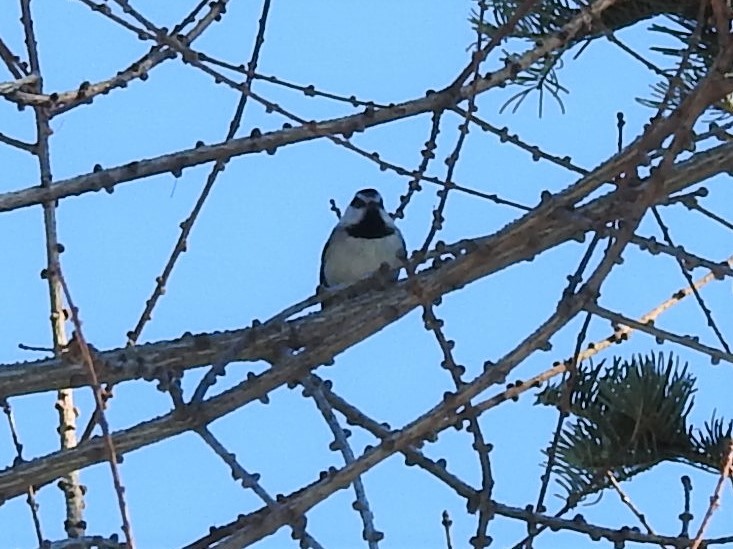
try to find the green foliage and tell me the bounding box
[536,353,732,500]
[474,1,703,42]
[470,1,575,115]
[472,1,577,41]
[691,413,733,470]
[471,1,730,119]
[497,51,569,116]
[640,20,732,119]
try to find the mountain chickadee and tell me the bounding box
[319,188,406,305]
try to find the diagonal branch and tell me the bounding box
[195,426,324,549]
[585,303,733,365]
[125,0,272,346]
[1,141,732,402]
[631,234,733,278]
[0,0,625,214]
[0,37,29,78]
[0,130,35,153]
[301,375,382,548]
[3,0,229,115]
[690,441,733,549]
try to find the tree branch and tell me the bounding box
[1,140,732,401]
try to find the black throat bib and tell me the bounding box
[346,208,394,239]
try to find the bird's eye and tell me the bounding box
[350,197,366,208]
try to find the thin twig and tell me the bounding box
[77,0,155,38]
[417,14,497,546]
[0,398,43,544]
[393,109,444,220]
[0,37,28,78]
[631,234,733,278]
[19,0,86,537]
[57,272,135,547]
[605,32,667,79]
[525,232,602,547]
[195,426,324,549]
[650,207,731,353]
[125,0,271,346]
[0,130,35,153]
[453,106,588,175]
[607,472,662,541]
[421,0,491,254]
[617,111,625,152]
[421,303,495,548]
[687,202,733,232]
[45,0,229,115]
[679,476,694,537]
[442,510,454,549]
[78,0,273,443]
[690,440,733,549]
[301,375,382,547]
[586,302,733,366]
[17,343,53,352]
[200,55,392,108]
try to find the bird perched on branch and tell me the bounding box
[319,188,406,307]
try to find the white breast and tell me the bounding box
[323,230,405,287]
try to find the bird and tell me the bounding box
[319,188,406,306]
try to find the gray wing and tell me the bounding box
[397,229,407,261]
[394,228,408,276]
[319,240,329,287]
[319,227,339,287]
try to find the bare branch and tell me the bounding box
[0,0,627,213]
[58,272,135,547]
[690,440,733,549]
[19,0,86,536]
[585,303,733,366]
[0,74,37,95]
[1,142,731,402]
[195,426,324,549]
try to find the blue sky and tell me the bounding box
[1,1,733,548]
